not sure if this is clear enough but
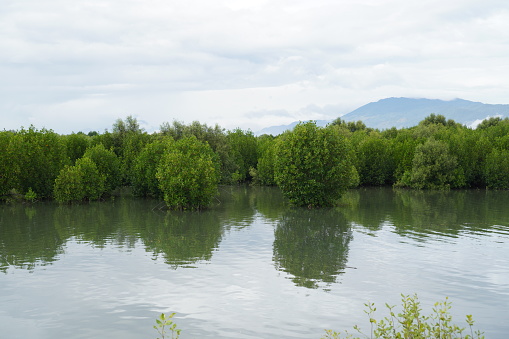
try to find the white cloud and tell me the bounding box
[1,0,509,133]
[468,114,503,129]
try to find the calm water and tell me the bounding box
[1,187,508,338]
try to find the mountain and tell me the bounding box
[340,97,509,130]
[255,98,509,135]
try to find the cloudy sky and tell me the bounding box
[1,0,509,134]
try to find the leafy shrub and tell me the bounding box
[75,157,106,200]
[323,294,484,339]
[8,126,69,198]
[274,122,358,207]
[226,128,258,183]
[356,136,395,186]
[252,135,276,186]
[24,187,37,203]
[0,131,17,197]
[484,149,509,189]
[157,136,219,210]
[54,165,86,203]
[154,313,181,339]
[160,120,235,184]
[83,144,121,192]
[53,157,105,203]
[396,138,465,189]
[63,133,90,164]
[132,138,171,197]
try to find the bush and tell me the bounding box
[63,133,90,164]
[274,122,358,207]
[132,138,171,198]
[8,126,69,198]
[0,131,17,197]
[156,136,219,210]
[397,138,465,189]
[53,157,106,203]
[83,144,121,192]
[323,294,484,339]
[54,165,86,203]
[75,157,106,200]
[356,136,395,186]
[226,128,258,183]
[252,135,276,186]
[484,149,509,189]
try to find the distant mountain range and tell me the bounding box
[255,98,509,135]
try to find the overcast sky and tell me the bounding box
[1,0,509,134]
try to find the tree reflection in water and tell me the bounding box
[273,208,353,289]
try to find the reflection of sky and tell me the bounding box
[1,213,509,338]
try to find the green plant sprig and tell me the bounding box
[154,312,181,339]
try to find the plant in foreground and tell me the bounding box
[24,187,37,203]
[154,312,181,339]
[322,294,484,339]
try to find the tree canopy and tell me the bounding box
[274,122,358,207]
[2,113,509,206]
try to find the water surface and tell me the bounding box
[1,187,508,338]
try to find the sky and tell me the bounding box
[1,0,509,134]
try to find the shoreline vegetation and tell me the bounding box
[1,114,509,207]
[152,294,484,339]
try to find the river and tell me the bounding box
[1,187,508,338]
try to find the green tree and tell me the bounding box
[8,126,69,198]
[227,128,258,183]
[0,131,18,197]
[106,116,151,185]
[384,128,422,184]
[476,116,504,130]
[157,136,219,210]
[419,113,458,127]
[90,130,116,153]
[53,157,106,203]
[329,118,368,133]
[484,149,509,189]
[83,144,122,192]
[251,134,276,186]
[160,120,235,184]
[356,135,395,186]
[132,138,172,198]
[63,132,91,164]
[398,138,464,189]
[75,157,106,200]
[121,131,152,185]
[53,165,85,203]
[274,122,358,207]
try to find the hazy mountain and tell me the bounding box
[341,97,509,130]
[255,98,509,135]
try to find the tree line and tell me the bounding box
[1,114,509,208]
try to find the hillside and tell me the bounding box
[341,97,509,130]
[256,98,509,135]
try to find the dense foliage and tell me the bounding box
[83,144,122,192]
[156,136,220,210]
[2,113,509,206]
[54,157,106,203]
[323,294,484,339]
[131,138,171,198]
[274,122,358,207]
[1,127,68,199]
[396,138,464,189]
[226,128,258,183]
